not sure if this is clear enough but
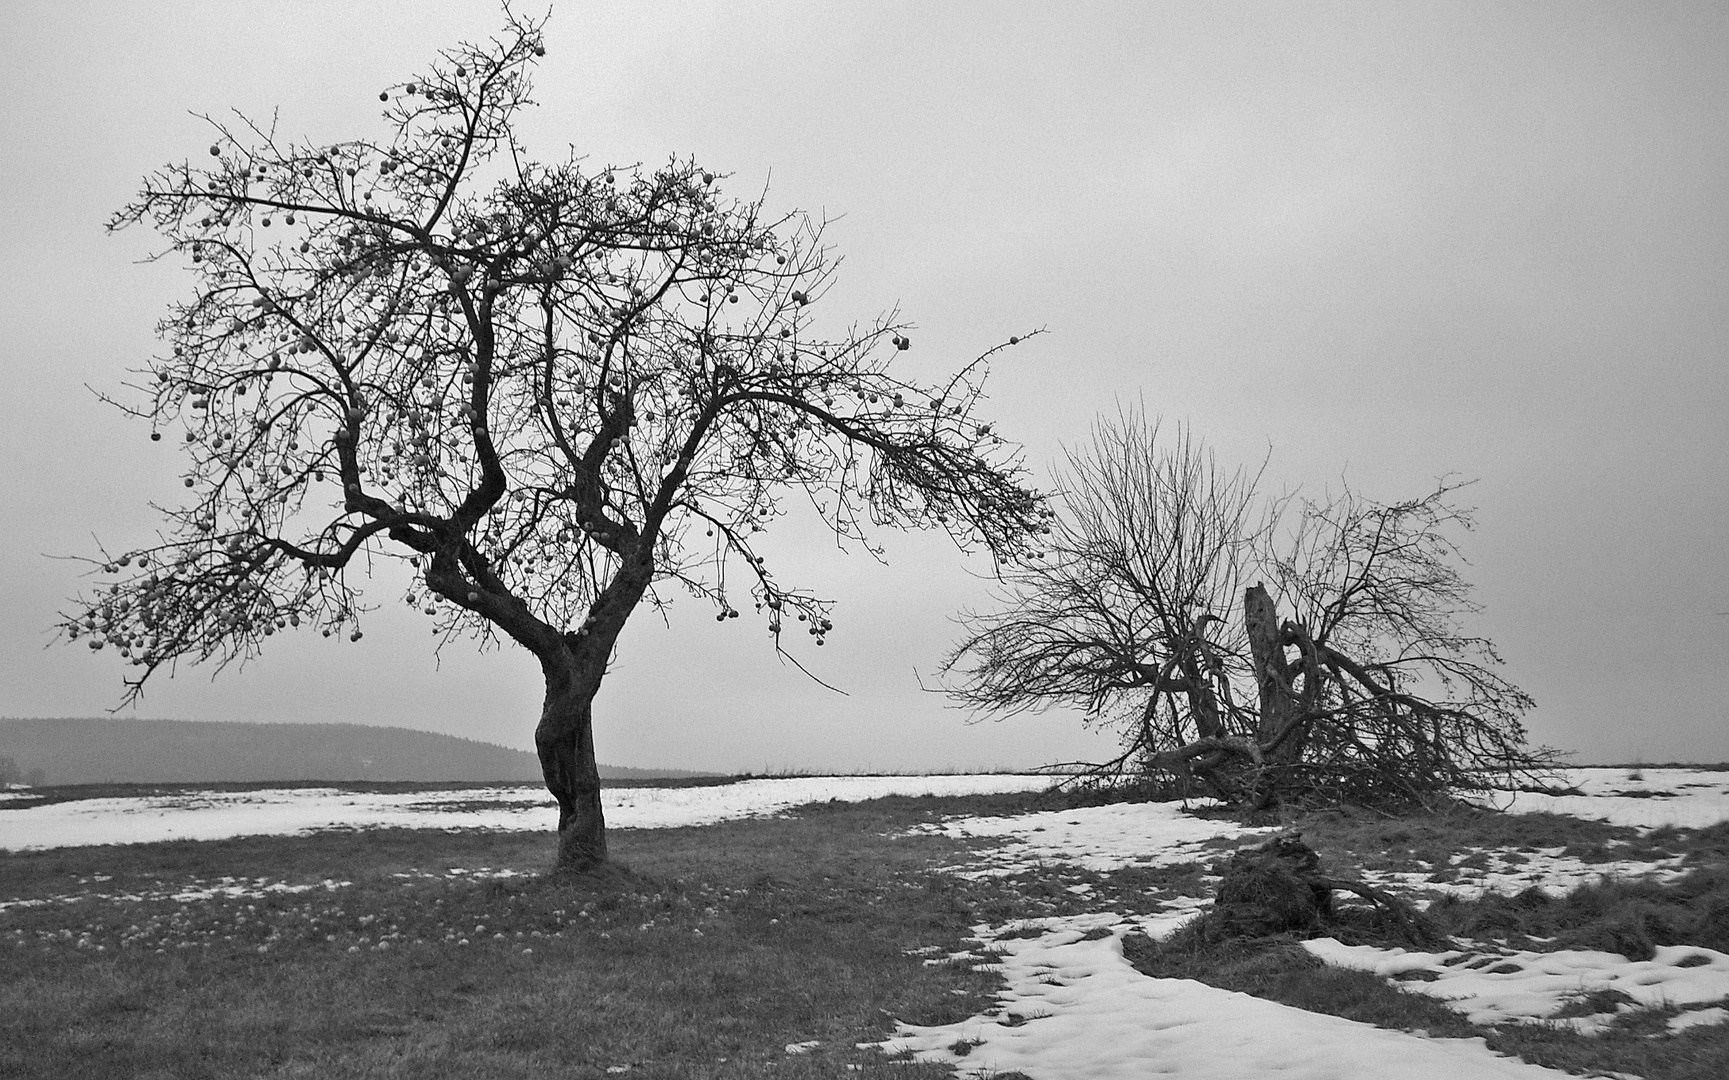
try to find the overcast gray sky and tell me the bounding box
[2,1,1725,772]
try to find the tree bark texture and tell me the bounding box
[533,559,654,871]
[1183,662,1225,741]
[536,660,608,871]
[1243,584,1301,765]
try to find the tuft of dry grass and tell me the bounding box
[1421,866,1729,959]
[1122,929,1483,1038]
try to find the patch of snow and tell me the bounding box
[1305,939,1729,1032]
[0,875,353,912]
[1669,1006,1729,1033]
[1361,845,1690,904]
[167,876,351,903]
[389,866,530,882]
[913,801,1272,877]
[1489,768,1729,829]
[866,914,1581,1079]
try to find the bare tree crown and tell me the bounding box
[64,12,1051,704]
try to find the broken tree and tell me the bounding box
[942,406,1557,810]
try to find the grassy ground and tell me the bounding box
[4,787,1728,1079]
[1,792,1048,1079]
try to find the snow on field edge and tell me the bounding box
[0,773,1052,852]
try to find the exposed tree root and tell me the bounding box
[1197,834,1447,950]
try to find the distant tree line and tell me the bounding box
[0,756,47,788]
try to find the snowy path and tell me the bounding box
[874,915,1581,1079]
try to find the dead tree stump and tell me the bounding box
[1203,834,1446,948]
[1209,834,1334,939]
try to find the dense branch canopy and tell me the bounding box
[62,12,1052,704]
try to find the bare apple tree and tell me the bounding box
[60,12,1051,869]
[942,408,1556,810]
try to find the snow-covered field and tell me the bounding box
[0,773,1050,852]
[3,767,1720,854]
[3,767,1726,1078]
[1487,767,1729,830]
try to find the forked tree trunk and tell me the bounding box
[532,558,653,871]
[1244,583,1300,765]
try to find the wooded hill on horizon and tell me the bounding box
[0,718,712,786]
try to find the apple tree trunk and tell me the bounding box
[536,654,608,871]
[532,562,652,871]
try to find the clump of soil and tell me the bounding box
[1194,833,1445,949]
